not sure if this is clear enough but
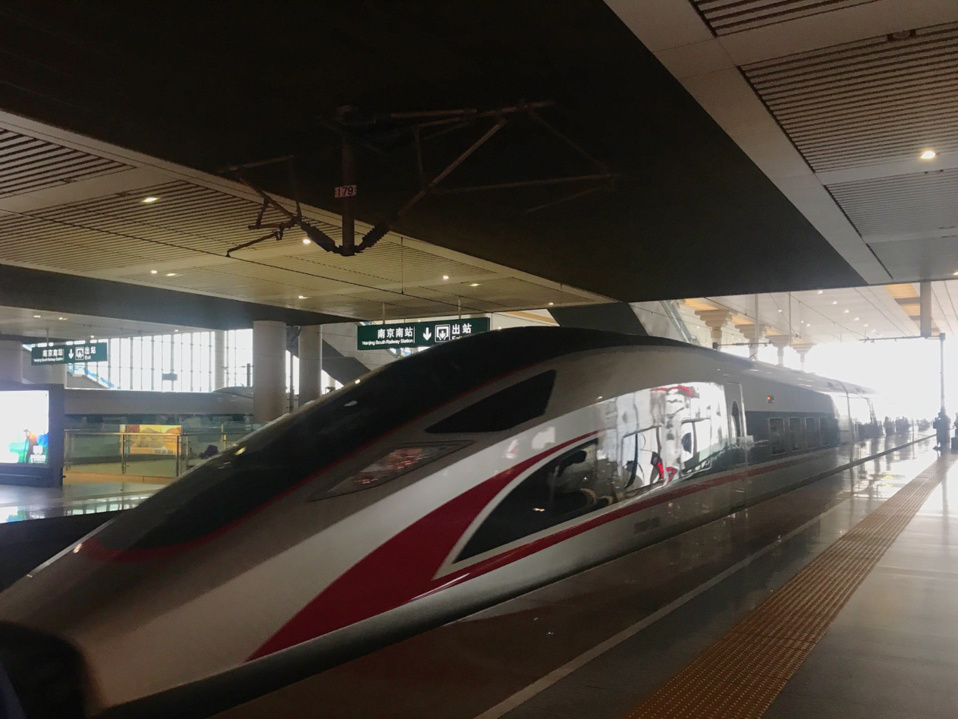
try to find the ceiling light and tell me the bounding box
[165,272,178,277]
[953,271,958,276]
[778,309,783,313]
[920,150,937,160]
[442,275,450,280]
[854,316,860,321]
[150,269,158,275]
[298,295,307,300]
[32,314,41,319]
[548,302,555,306]
[844,309,849,314]
[864,323,869,327]
[174,329,179,333]
[469,283,480,287]
[302,238,311,245]
[832,301,837,305]
[58,317,67,321]
[90,335,95,339]
[142,196,159,204]
[817,290,823,294]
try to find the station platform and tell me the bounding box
[0,482,160,591]
[213,438,955,719]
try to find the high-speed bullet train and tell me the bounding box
[0,327,907,718]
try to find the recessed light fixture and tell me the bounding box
[58,317,67,321]
[854,316,860,321]
[90,335,95,339]
[442,275,450,280]
[864,323,869,327]
[32,314,41,319]
[298,295,307,300]
[142,196,159,204]
[817,290,823,294]
[548,302,555,306]
[302,238,310,245]
[469,283,480,287]
[150,269,158,275]
[165,272,178,277]
[920,150,937,160]
[952,271,958,276]
[832,300,838,305]
[844,309,849,314]
[174,329,179,333]
[778,309,783,313]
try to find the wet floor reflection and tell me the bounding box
[0,482,161,524]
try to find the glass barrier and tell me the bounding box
[64,427,258,480]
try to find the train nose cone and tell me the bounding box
[0,625,86,719]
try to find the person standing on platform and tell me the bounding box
[934,410,950,451]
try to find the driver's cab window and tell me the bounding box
[457,440,614,561]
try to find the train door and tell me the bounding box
[725,382,748,510]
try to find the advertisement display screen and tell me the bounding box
[0,390,50,465]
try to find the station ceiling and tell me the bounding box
[0,1,956,335]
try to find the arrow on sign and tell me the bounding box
[68,349,74,360]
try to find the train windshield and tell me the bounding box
[95,327,662,552]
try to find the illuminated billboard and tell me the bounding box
[0,390,50,465]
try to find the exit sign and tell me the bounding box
[31,341,108,365]
[357,318,490,350]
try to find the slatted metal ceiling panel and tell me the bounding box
[829,168,958,238]
[692,0,878,36]
[0,129,128,197]
[742,22,958,172]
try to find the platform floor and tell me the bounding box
[214,439,953,719]
[0,481,161,523]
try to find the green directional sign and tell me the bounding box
[357,318,491,350]
[31,341,108,365]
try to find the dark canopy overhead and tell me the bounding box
[0,1,863,301]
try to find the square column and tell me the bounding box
[253,320,287,423]
[298,325,322,406]
[0,341,24,383]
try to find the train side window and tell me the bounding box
[457,439,615,561]
[805,417,820,447]
[768,418,785,454]
[789,418,804,451]
[821,416,839,446]
[426,371,556,433]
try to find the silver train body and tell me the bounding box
[0,328,898,718]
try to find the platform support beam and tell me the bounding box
[299,325,322,406]
[695,309,731,349]
[920,281,932,338]
[253,320,286,423]
[0,341,24,383]
[768,334,791,367]
[213,330,226,390]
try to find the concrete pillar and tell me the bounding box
[253,320,286,423]
[299,325,322,406]
[695,309,732,349]
[792,341,813,372]
[27,363,67,385]
[0,341,24,383]
[768,334,791,367]
[213,330,226,390]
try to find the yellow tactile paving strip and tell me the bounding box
[624,456,952,719]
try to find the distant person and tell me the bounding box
[934,411,951,451]
[199,444,219,459]
[883,417,894,437]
